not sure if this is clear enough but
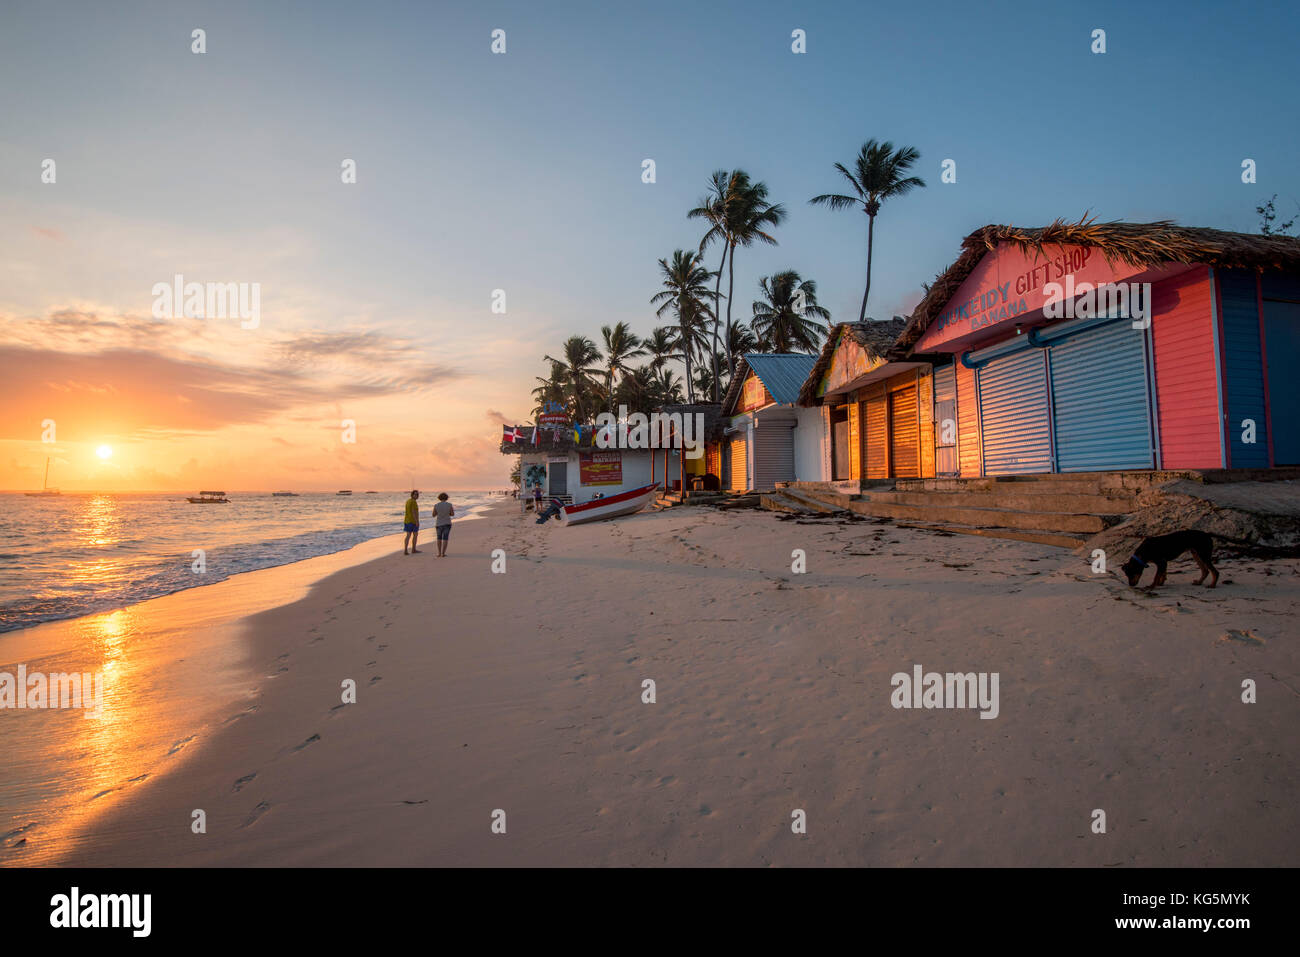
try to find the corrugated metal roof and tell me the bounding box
[742,353,818,406]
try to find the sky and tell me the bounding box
[1,0,1296,490]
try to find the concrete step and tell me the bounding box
[786,488,855,511]
[895,521,1088,549]
[779,488,849,513]
[844,499,1117,533]
[760,492,824,515]
[861,489,1135,513]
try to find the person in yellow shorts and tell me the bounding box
[403,490,422,554]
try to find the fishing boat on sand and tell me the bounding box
[24,458,60,497]
[559,483,658,526]
[187,490,229,503]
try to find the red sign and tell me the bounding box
[916,242,1143,352]
[579,451,622,486]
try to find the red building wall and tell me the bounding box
[1152,267,1224,468]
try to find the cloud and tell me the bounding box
[30,225,65,242]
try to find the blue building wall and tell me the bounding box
[1217,268,1270,467]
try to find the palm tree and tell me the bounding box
[531,360,568,417]
[614,365,658,416]
[651,249,715,403]
[727,322,759,359]
[653,366,684,405]
[599,321,645,404]
[810,139,925,322]
[543,335,602,423]
[720,172,785,378]
[643,326,679,373]
[688,169,733,402]
[751,271,832,353]
[692,364,717,401]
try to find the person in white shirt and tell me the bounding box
[432,492,455,557]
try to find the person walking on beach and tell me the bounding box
[432,492,454,557]
[532,484,542,513]
[403,490,422,554]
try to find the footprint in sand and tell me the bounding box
[241,801,271,828]
[290,734,321,753]
[168,735,196,756]
[232,773,257,792]
[223,705,259,725]
[1219,629,1264,646]
[368,675,382,685]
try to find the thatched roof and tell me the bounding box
[659,403,727,443]
[797,318,907,406]
[894,218,1300,355]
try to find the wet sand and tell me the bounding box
[11,500,1300,867]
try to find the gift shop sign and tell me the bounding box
[915,242,1142,352]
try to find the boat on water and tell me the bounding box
[559,483,659,526]
[272,491,299,497]
[364,490,378,494]
[24,457,61,497]
[336,490,353,496]
[187,490,229,504]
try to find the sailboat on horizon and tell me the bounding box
[24,457,61,497]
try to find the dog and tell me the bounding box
[1120,530,1218,589]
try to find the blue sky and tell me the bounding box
[1,0,1296,487]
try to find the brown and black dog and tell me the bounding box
[1120,530,1218,589]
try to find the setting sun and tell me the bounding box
[96,444,113,460]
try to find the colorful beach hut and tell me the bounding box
[894,220,1300,475]
[720,353,824,490]
[796,319,938,480]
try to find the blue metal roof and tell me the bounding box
[742,353,818,406]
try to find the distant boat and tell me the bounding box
[336,490,353,496]
[272,491,299,497]
[24,458,61,497]
[187,490,229,504]
[364,490,378,494]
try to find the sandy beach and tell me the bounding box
[12,499,1293,868]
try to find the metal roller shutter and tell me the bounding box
[889,385,920,477]
[753,422,795,490]
[729,437,748,490]
[864,393,888,478]
[978,349,1052,474]
[1049,320,1154,471]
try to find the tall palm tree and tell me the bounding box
[751,271,832,353]
[643,326,679,372]
[810,139,925,322]
[721,172,785,378]
[651,249,715,403]
[692,364,717,401]
[543,335,602,423]
[688,169,734,402]
[599,321,645,404]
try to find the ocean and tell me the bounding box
[0,490,497,633]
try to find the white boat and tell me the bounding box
[559,483,659,526]
[24,457,60,497]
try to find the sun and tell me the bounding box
[96,444,113,460]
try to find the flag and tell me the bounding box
[531,421,539,445]
[502,425,523,444]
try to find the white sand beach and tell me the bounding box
[16,500,1300,867]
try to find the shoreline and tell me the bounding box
[15,500,1297,867]
[0,504,502,866]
